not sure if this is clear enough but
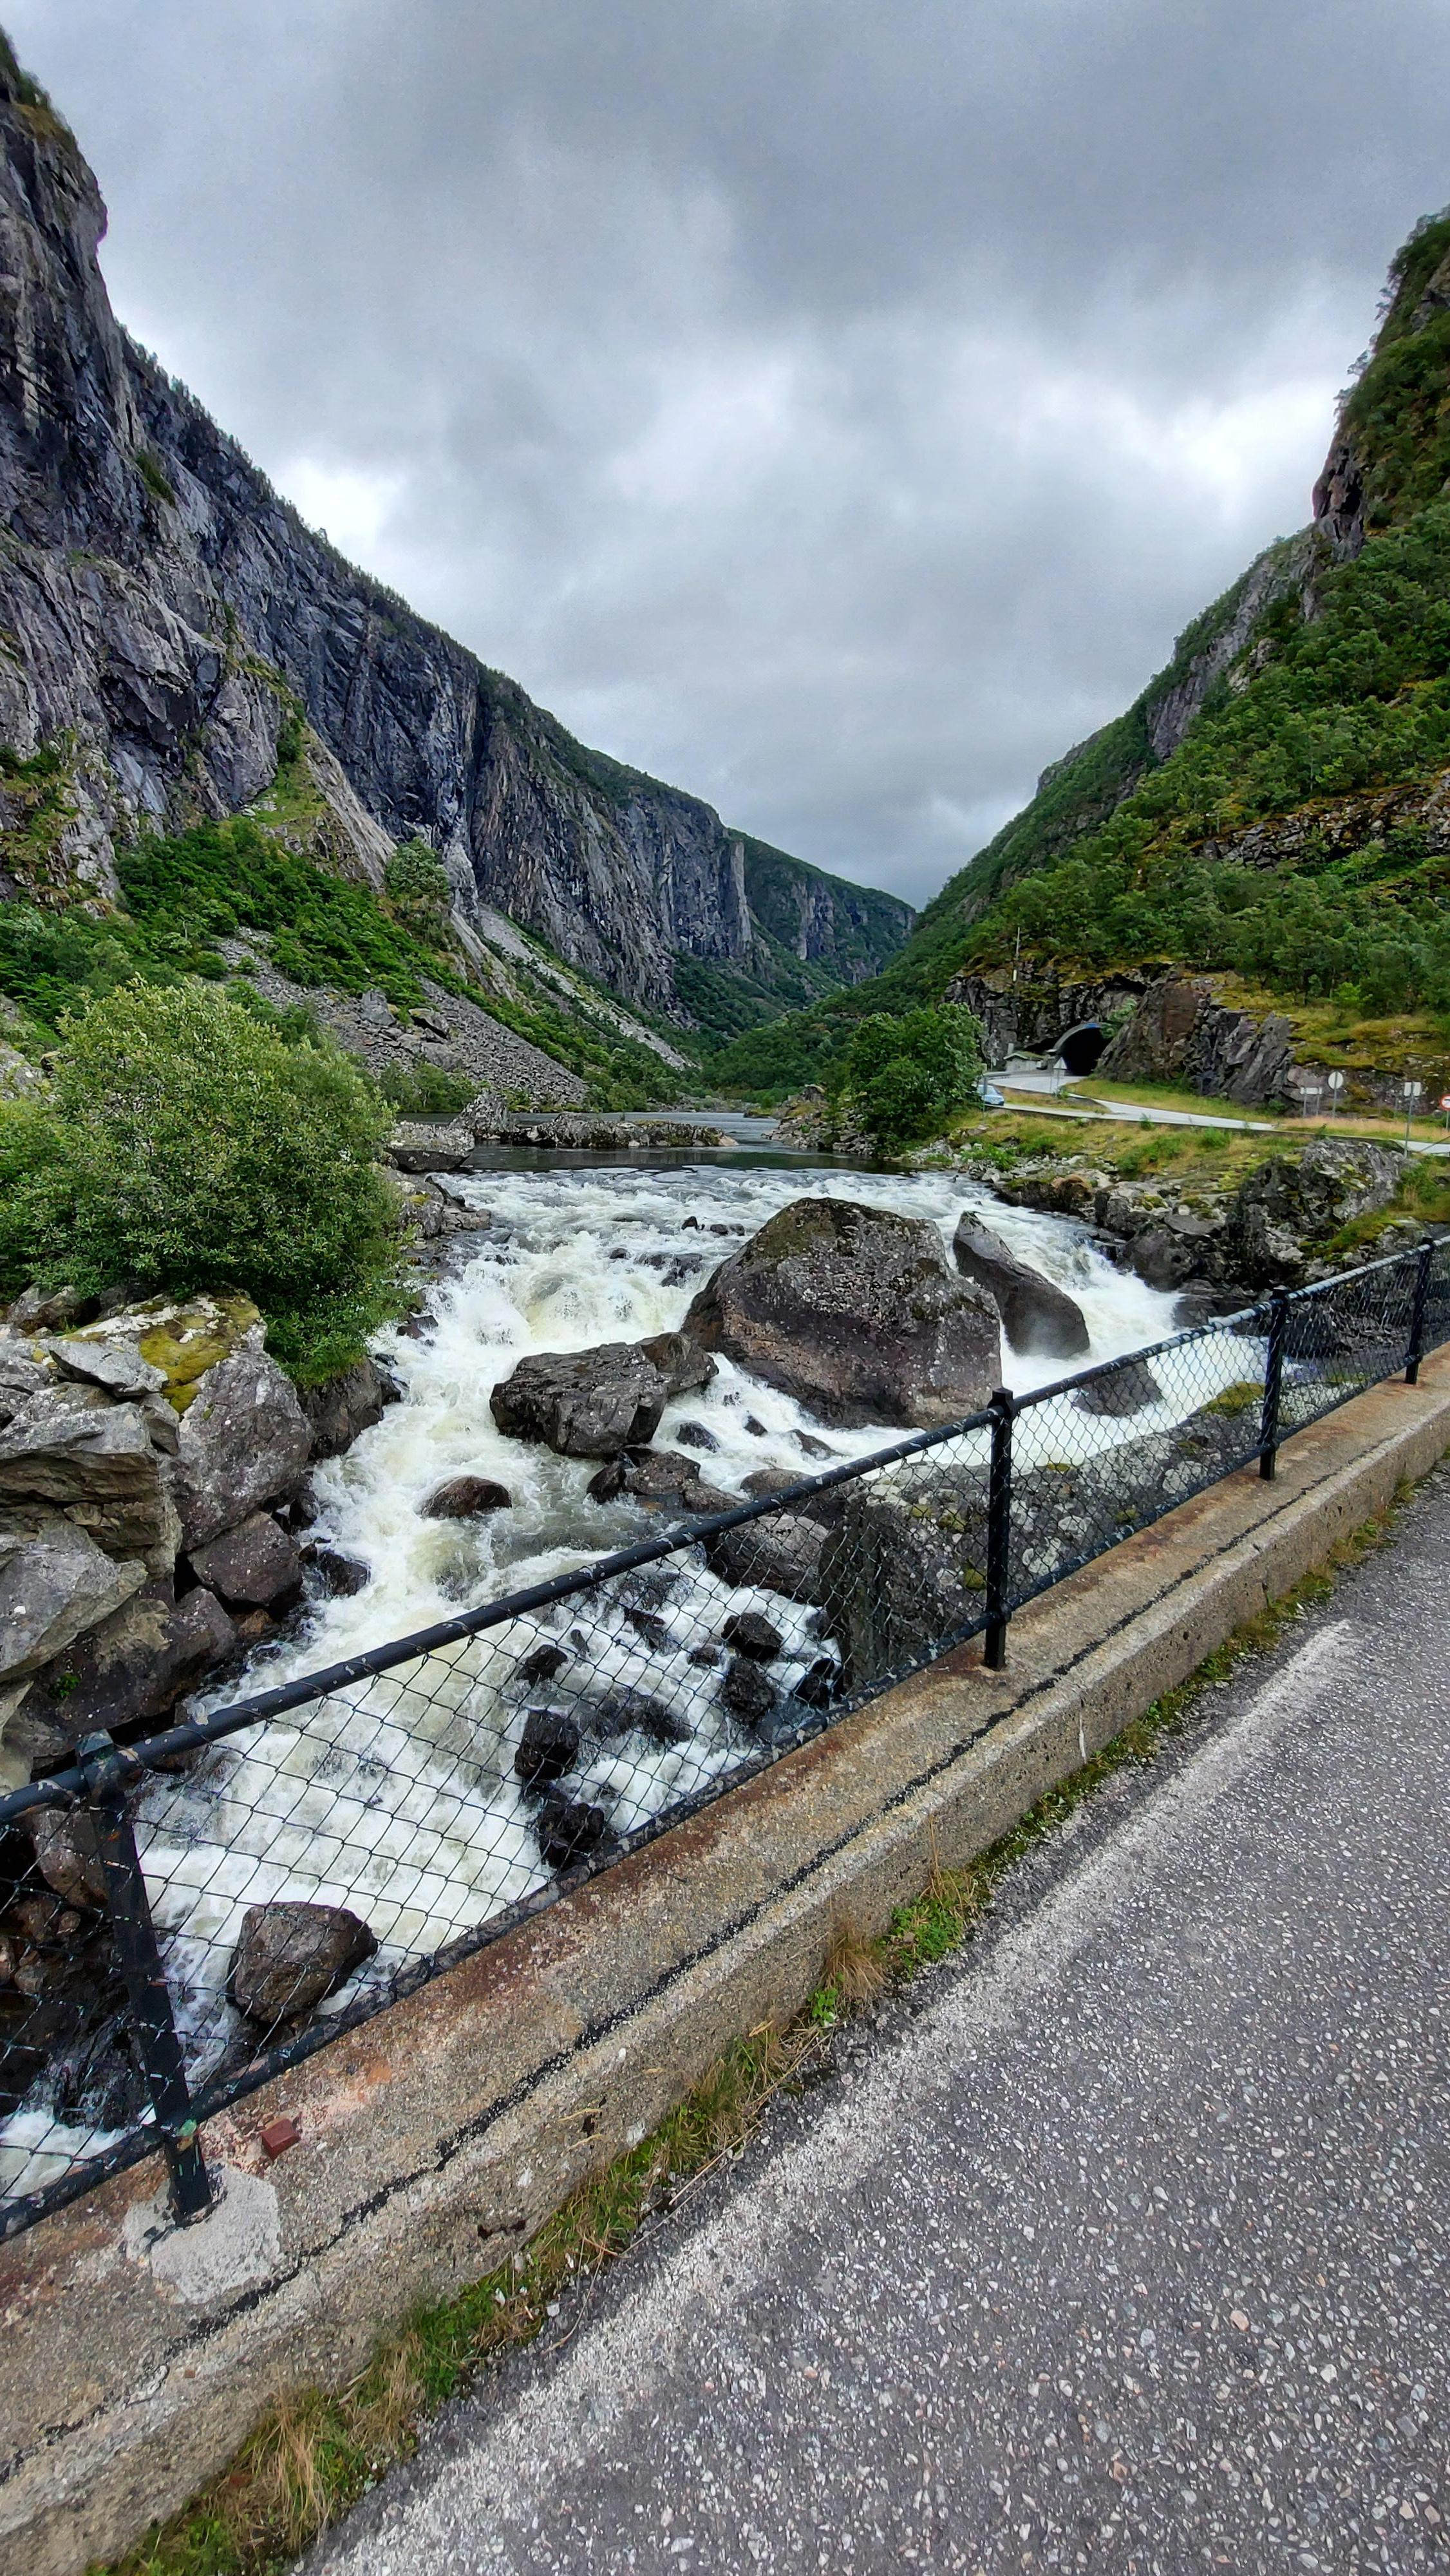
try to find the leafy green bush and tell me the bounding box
[379,1059,477,1118]
[0,983,400,1379]
[384,838,452,932]
[845,1004,984,1151]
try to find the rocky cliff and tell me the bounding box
[0,43,910,1026]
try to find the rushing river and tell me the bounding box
[3,1156,1238,2195]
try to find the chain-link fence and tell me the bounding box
[1,1234,1444,2239]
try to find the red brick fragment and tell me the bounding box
[259,2116,301,2159]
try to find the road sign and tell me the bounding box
[1326,1072,1346,1086]
[1441,1095,1450,1112]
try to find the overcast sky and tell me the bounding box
[12,2,1449,907]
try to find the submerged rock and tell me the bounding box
[685,1198,1001,1430]
[721,1654,777,1725]
[534,1792,610,1871]
[421,1474,513,1519]
[720,1610,784,1661]
[952,1217,1089,1360]
[229,1900,378,2031]
[514,1705,581,1788]
[305,1544,370,1597]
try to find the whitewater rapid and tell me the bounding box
[4,1159,1256,2195]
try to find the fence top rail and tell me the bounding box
[0,1233,1433,1834]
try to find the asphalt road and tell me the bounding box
[312,1471,1450,2576]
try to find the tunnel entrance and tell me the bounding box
[1055,1022,1107,1075]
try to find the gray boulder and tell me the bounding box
[586,1450,734,1514]
[684,1198,1002,1429]
[421,1474,513,1519]
[300,1357,397,1461]
[0,1334,59,1426]
[188,1511,303,1608]
[1073,1359,1163,1418]
[228,1900,378,2030]
[6,1284,87,1332]
[1223,1139,1405,1289]
[491,1343,668,1459]
[386,1120,475,1173]
[0,1513,147,1687]
[174,1347,311,1548]
[638,1330,717,1397]
[705,1510,825,1604]
[0,1390,180,1571]
[721,1610,783,1660]
[38,1336,167,1401]
[29,1806,109,1911]
[19,1580,237,1743]
[951,1217,1089,1360]
[514,1707,581,1788]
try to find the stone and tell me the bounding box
[684,1198,1002,1430]
[420,1475,513,1519]
[951,1217,1090,1360]
[305,1545,370,1597]
[0,1391,180,1571]
[20,1583,238,1741]
[587,1689,690,1746]
[514,1706,581,1788]
[534,1792,610,1871]
[586,1450,734,1514]
[1073,1359,1163,1417]
[673,1420,719,1452]
[793,1654,840,1709]
[490,1344,668,1459]
[637,1330,717,1397]
[299,1358,396,1461]
[721,1610,784,1660]
[1223,1139,1405,1289]
[228,1901,378,2030]
[1126,1226,1211,1293]
[386,1121,475,1173]
[792,1429,838,1460]
[38,1336,167,1400]
[0,1334,59,1427]
[740,1467,849,1528]
[0,1514,147,1687]
[188,1511,303,1609]
[28,1806,108,1911]
[705,1511,825,1604]
[516,1642,569,1686]
[7,1284,87,1332]
[721,1654,777,1725]
[173,1347,311,1549]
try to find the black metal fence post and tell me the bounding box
[78,1731,213,2223]
[984,1385,1015,1670]
[1406,1238,1434,1385]
[1258,1291,1290,1481]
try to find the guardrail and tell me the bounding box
[1,1235,1444,2240]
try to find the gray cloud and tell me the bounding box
[10,0,1450,903]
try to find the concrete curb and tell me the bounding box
[3,1356,1448,2575]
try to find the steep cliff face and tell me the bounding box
[0,46,910,1023]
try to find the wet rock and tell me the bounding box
[188,1511,303,1609]
[306,1545,370,1598]
[491,1343,668,1459]
[300,1358,396,1462]
[587,1449,733,1514]
[37,1336,167,1401]
[721,1610,783,1661]
[516,1642,569,1686]
[637,1329,717,1397]
[21,1582,237,1743]
[514,1705,581,1789]
[742,1416,767,1438]
[0,1514,147,1688]
[421,1474,513,1519]
[792,1429,838,1461]
[174,1347,311,1549]
[1073,1359,1163,1417]
[706,1511,825,1604]
[28,1806,108,1911]
[793,1654,840,1709]
[534,1792,610,1871]
[0,1392,180,1572]
[951,1217,1090,1360]
[673,1420,719,1452]
[740,1469,848,1530]
[228,1900,379,2031]
[685,1198,1001,1430]
[624,1606,670,1647]
[721,1655,777,1725]
[686,1643,719,1668]
[588,1689,690,1746]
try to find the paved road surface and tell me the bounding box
[314,1473,1450,2575]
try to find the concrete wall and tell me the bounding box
[3,1355,1448,2576]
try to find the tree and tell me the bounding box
[845,1004,984,1151]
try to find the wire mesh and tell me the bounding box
[1,1235,1445,2237]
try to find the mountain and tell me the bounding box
[0,38,910,1058]
[713,208,1450,1106]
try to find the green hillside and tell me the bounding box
[709,208,1450,1100]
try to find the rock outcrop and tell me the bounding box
[1095,971,1295,1109]
[951,1217,1089,1359]
[684,1198,1002,1428]
[0,46,911,1023]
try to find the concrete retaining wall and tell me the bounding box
[4,1354,1449,2576]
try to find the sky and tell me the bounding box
[12,1,1450,909]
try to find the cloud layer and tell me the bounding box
[12,1,1450,903]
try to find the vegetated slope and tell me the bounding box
[711,208,1450,1099]
[0,38,910,1054]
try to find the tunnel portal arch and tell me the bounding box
[1053,1020,1108,1075]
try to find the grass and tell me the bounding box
[93,1470,1420,2576]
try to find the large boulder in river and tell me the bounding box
[300,1357,397,1461]
[229,1900,378,2031]
[173,1347,311,1548]
[684,1198,1002,1429]
[491,1343,668,1458]
[189,1510,303,1607]
[951,1217,1089,1361]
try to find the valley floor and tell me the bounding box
[308,1467,1450,2576]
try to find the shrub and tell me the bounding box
[0,983,400,1378]
[384,838,452,931]
[845,1004,984,1151]
[380,1059,477,1118]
